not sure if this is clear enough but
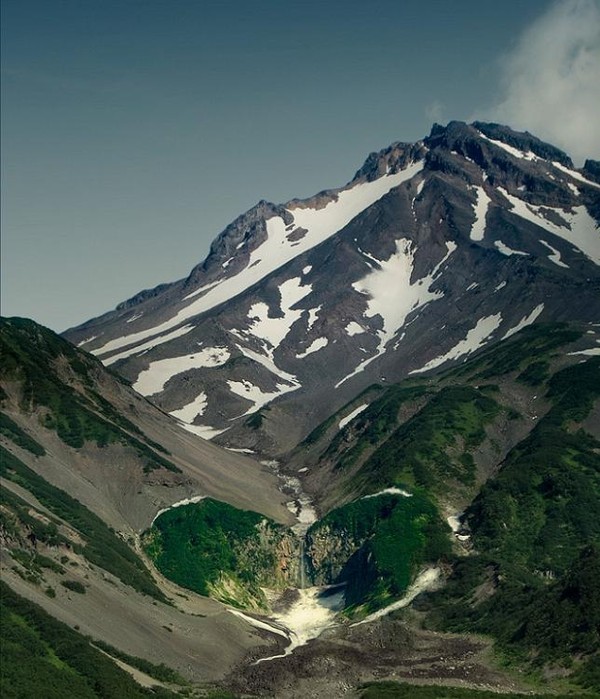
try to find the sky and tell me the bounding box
[2,0,599,332]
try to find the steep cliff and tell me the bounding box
[142,498,301,610]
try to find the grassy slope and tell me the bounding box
[1,446,167,602]
[300,324,586,504]
[358,680,592,698]
[425,358,600,676]
[0,317,179,473]
[295,323,599,685]
[0,581,178,699]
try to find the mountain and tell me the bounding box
[3,122,600,698]
[64,121,600,456]
[0,317,295,687]
[3,316,599,697]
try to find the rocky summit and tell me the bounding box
[65,121,600,455]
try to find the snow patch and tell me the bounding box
[180,423,229,440]
[540,240,569,268]
[499,188,600,265]
[227,379,291,416]
[502,304,545,340]
[470,186,491,241]
[569,347,600,356]
[102,325,196,366]
[494,240,528,257]
[228,608,290,640]
[306,306,321,331]
[235,343,299,388]
[169,392,208,423]
[336,239,456,387]
[338,403,369,430]
[133,346,230,396]
[410,313,503,374]
[478,133,537,161]
[345,321,365,336]
[253,586,345,664]
[447,514,462,534]
[351,567,441,626]
[296,337,328,359]
[182,279,221,301]
[151,496,207,526]
[246,277,312,355]
[551,162,600,190]
[76,335,98,347]
[362,487,413,499]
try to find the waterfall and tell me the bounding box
[298,538,307,589]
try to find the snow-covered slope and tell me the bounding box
[65,122,600,454]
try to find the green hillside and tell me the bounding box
[293,323,600,685]
[0,317,179,473]
[143,498,299,610]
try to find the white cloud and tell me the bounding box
[477,0,600,164]
[425,100,445,125]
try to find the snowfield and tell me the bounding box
[500,188,600,265]
[133,346,230,396]
[169,392,208,422]
[469,186,491,241]
[336,239,456,387]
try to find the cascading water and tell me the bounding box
[232,460,345,663]
[298,538,307,589]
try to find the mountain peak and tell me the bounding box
[64,122,600,453]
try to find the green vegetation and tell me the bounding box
[0,446,167,602]
[352,386,499,492]
[424,355,600,687]
[467,359,600,576]
[450,323,582,380]
[358,681,590,698]
[308,491,451,613]
[516,359,549,386]
[91,640,187,685]
[0,411,46,455]
[302,413,337,446]
[245,409,266,429]
[9,549,65,585]
[0,581,178,698]
[426,547,600,691]
[0,485,63,547]
[301,384,385,447]
[0,317,179,472]
[327,385,428,471]
[143,498,295,608]
[61,580,86,594]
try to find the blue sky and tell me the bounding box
[2,0,598,331]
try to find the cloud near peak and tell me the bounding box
[476,0,600,164]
